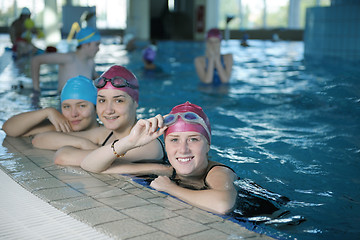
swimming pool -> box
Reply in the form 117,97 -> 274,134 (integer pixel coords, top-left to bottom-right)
0,34 -> 359,240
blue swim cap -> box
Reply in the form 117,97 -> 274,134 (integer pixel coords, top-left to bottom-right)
142,46 -> 157,62
76,27 -> 101,46
61,75 -> 97,105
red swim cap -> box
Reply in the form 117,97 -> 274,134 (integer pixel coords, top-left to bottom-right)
206,28 -> 222,40
98,65 -> 139,103
165,102 -> 211,144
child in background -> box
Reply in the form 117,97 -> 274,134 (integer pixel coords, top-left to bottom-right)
31,27 -> 101,92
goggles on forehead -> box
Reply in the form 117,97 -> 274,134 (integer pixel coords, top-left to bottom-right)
164,112 -> 211,140
94,76 -> 138,89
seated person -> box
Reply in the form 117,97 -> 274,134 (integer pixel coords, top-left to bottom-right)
194,28 -> 233,86
2,75 -> 98,137
32,65 -> 166,167
31,27 -> 101,92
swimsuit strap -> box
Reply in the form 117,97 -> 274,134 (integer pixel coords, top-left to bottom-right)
170,168 -> 177,180
102,131 -> 114,146
170,163 -> 236,190
156,138 -> 167,163
203,164 -> 236,188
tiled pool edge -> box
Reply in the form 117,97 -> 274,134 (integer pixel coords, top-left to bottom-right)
0,133 -> 275,240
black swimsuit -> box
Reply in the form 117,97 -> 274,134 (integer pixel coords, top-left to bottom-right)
169,164 -> 291,218
102,131 -> 114,146
170,164 -> 236,190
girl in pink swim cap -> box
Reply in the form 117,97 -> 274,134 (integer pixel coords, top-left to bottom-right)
194,28 -> 233,86
78,101 -> 238,215
152,101 -> 237,215
32,65 -> 166,168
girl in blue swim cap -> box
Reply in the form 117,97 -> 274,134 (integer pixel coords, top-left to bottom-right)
3,76 -> 99,137
60,75 -> 98,132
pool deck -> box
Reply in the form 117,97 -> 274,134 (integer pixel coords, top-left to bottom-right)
0,131 -> 275,240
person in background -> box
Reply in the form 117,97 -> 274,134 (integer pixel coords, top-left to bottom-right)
9,7 -> 43,58
142,41 -> 158,71
31,27 -> 100,92
123,33 -> 136,52
31,65 -> 166,167
194,28 -> 233,86
240,32 -> 250,47
2,75 -> 99,137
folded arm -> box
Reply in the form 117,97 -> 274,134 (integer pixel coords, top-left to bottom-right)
214,54 -> 233,83
32,128 -> 100,150
31,53 -> 73,91
194,56 -> 214,84
2,108 -> 71,137
81,115 -> 167,173
150,166 -> 238,215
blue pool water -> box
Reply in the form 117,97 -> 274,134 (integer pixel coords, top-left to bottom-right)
0,34 -> 359,240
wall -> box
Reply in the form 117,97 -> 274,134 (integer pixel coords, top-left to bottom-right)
230,29 -> 303,41
304,1 -> 360,64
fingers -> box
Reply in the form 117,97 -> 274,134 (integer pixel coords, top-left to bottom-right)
148,114 -> 167,132
155,114 -> 165,128
62,121 -> 72,132
55,121 -> 72,133
150,176 -> 172,191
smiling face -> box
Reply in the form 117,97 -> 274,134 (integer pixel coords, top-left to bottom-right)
96,89 -> 138,132
165,131 -> 210,178
61,99 -> 97,131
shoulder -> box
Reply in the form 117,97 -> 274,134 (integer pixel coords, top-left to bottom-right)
33,52 -> 73,63
88,126 -> 109,137
206,161 -> 237,181
75,126 -> 109,144
209,165 -> 236,175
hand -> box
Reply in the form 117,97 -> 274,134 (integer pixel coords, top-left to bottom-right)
206,45 -> 220,59
150,176 -> 175,192
127,114 -> 167,148
46,108 -> 72,132
206,47 -> 215,58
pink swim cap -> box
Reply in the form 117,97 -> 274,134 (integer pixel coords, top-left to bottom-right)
165,102 -> 211,144
97,65 -> 139,103
206,28 -> 222,40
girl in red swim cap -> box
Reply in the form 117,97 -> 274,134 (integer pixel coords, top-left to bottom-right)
194,28 -> 233,86
79,101 -> 238,215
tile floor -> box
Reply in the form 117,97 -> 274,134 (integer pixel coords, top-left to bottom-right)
0,132 -> 275,240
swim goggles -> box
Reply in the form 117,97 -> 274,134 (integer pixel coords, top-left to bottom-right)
164,112 -> 211,140
94,76 -> 139,89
